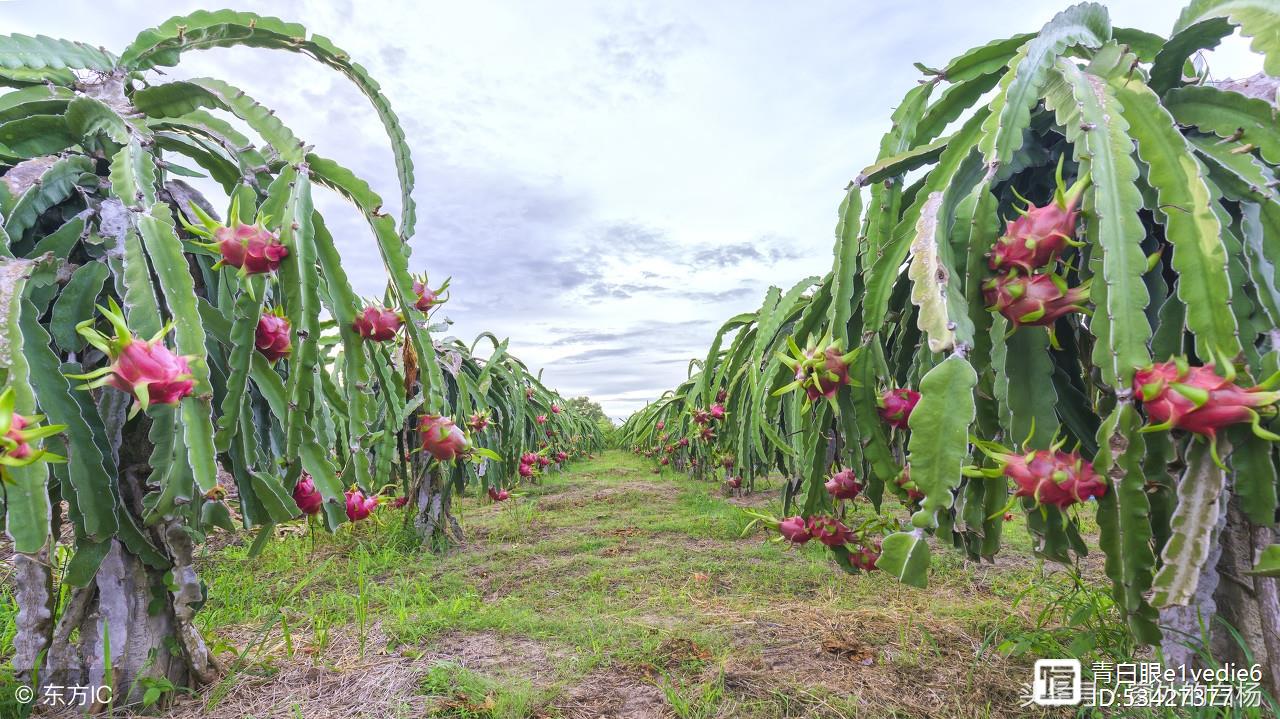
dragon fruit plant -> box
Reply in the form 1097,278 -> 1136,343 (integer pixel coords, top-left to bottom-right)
0,10 -> 460,704
621,1 -> 1280,690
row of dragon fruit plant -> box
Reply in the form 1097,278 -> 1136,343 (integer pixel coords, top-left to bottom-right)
0,10 -> 603,707
620,0 -> 1280,697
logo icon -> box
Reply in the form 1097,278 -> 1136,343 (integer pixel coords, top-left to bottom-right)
1032,659 -> 1082,706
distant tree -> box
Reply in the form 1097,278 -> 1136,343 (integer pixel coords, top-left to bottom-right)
566,396 -> 608,425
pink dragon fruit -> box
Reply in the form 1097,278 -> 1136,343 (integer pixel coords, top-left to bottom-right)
896,466 -> 924,502
726,476 -> 742,489
418,414 -> 471,461
518,463 -> 535,477
488,487 -> 510,502
412,276 -> 449,312
824,468 -> 862,500
520,452 -> 539,466
699,427 -> 715,442
850,541 -> 880,572
1133,358 -> 1280,444
997,449 -> 1107,509
715,389 -> 728,403
344,489 -> 378,521
550,403 -> 561,414
656,420 -> 665,431
215,223 -> 288,275
878,388 -> 920,430
660,457 -> 670,466
390,496 -> 410,509
352,306 -> 402,342
983,272 -> 1089,328
293,473 -> 323,515
555,450 -> 568,463
468,412 -> 490,432
709,403 -> 726,421
677,437 -> 690,448
692,408 -> 711,426
255,311 -> 292,363
988,165 -> 1089,274
537,456 -> 551,468
778,516 -> 812,544
536,414 -> 548,425
0,393 -> 66,473
778,332 -> 856,404
807,515 -> 854,547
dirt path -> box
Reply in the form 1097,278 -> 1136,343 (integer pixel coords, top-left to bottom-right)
160,451 -> 1058,719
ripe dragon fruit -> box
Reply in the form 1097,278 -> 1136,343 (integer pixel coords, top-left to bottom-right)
778,332 -> 856,404
824,468 -> 862,500
536,414 -> 548,425
390,496 -> 410,509
778,516 -> 812,544
537,455 -> 551,468
896,466 -> 924,502
1133,358 -> 1280,447
715,389 -> 728,403
293,473 -> 323,515
182,197 -> 288,276
877,388 -> 920,430
987,166 -> 1089,274
412,276 -> 449,312
518,463 -> 535,477
709,403 -> 726,421
677,437 -> 689,448
726,476 -> 742,489
345,489 -> 378,521
521,452 -> 539,466
418,414 -> 471,461
352,306 -> 402,342
468,412 -> 490,432
255,311 -> 292,363
806,515 -> 853,547
555,451 -> 568,463
850,541 -> 880,572
0,389 -> 67,475
692,408 -> 712,426
70,302 -> 197,412
488,487 -> 510,502
550,403 -> 561,414
986,447 -> 1107,509
982,272 -> 1089,329
656,420 -> 665,431
660,457 -> 670,466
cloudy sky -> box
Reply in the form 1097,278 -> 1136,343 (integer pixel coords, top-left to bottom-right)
6,1 -> 1262,419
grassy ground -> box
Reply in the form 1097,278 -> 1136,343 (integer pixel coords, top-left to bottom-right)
139,449 -> 1119,719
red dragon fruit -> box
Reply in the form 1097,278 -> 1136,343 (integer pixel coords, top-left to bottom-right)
850,541 -> 881,572
68,300 -> 198,410
677,437 -> 690,448
215,223 -> 288,275
807,515 -> 853,547
255,311 -> 292,363
709,403 -> 726,421
536,414 -> 548,425
352,306 -> 402,342
988,168 -> 1088,273
521,452 -> 539,466
412,276 -> 449,312
537,455 -> 551,468
715,389 -> 728,403
778,332 -> 856,404
418,414 -> 471,461
878,388 -> 920,430
293,473 -> 323,515
692,408 -> 712,426
550,403 -> 561,414
778,516 -> 812,544
519,463 -> 535,477
726,476 -> 742,489
390,496 -> 410,509
488,487 -> 510,502
555,451 -> 568,463
1133,358 -> 1280,446
983,272 -> 1089,328
660,457 -> 670,466
824,468 -> 862,500
344,489 -> 378,521
468,412 -> 490,432
656,420 -> 665,431
0,391 -> 66,474
897,466 -> 924,502
991,448 -> 1107,509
